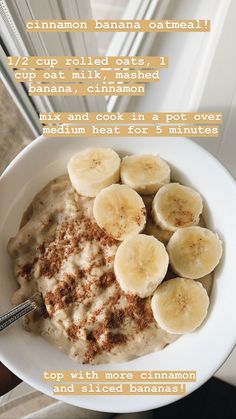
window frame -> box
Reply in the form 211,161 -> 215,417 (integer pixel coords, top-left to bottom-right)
0,44 -> 41,136
106,0 -> 171,111
0,0 -> 106,132
0,0 -> 167,126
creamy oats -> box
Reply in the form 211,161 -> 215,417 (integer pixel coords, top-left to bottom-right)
8,175 -> 212,364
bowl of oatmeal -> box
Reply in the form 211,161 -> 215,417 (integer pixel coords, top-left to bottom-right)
0,135 -> 236,413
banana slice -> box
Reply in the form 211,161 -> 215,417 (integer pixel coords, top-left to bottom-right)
167,226 -> 222,279
93,184 -> 146,240
67,147 -> 120,197
152,183 -> 203,231
114,234 -> 169,297
151,277 -> 209,334
121,154 -> 170,195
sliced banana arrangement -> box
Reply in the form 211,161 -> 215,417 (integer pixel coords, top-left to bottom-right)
114,234 -> 169,297
67,147 -> 223,337
167,226 -> 222,279
67,147 -> 120,197
152,183 -> 203,231
121,154 -> 170,195
151,277 -> 209,334
93,184 -> 146,240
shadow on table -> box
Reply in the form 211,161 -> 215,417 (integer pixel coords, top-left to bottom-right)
150,377 -> 236,419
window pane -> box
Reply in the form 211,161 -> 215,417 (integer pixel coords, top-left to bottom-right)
90,0 -> 129,54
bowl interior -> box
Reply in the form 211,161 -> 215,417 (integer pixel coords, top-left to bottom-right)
1,136 -> 236,413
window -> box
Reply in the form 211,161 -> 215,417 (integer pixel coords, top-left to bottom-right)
0,0 -> 107,126
0,0 -> 233,143
0,0 -> 162,122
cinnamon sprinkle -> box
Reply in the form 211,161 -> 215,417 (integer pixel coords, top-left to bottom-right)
84,324 -> 127,363
38,216 -> 117,279
19,257 -> 38,281
44,274 -> 78,313
99,271 -> 116,288
67,323 -> 79,341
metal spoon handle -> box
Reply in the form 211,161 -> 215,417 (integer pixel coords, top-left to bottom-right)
0,294 -> 42,331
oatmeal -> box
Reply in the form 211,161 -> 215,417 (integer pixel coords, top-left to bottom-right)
8,175 -> 179,364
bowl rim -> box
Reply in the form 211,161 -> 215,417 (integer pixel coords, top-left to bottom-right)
1,135 -> 236,413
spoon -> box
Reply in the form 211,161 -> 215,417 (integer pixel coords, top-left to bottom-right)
0,293 -> 43,331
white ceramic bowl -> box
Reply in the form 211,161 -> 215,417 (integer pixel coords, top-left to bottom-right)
1,136 -> 236,413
